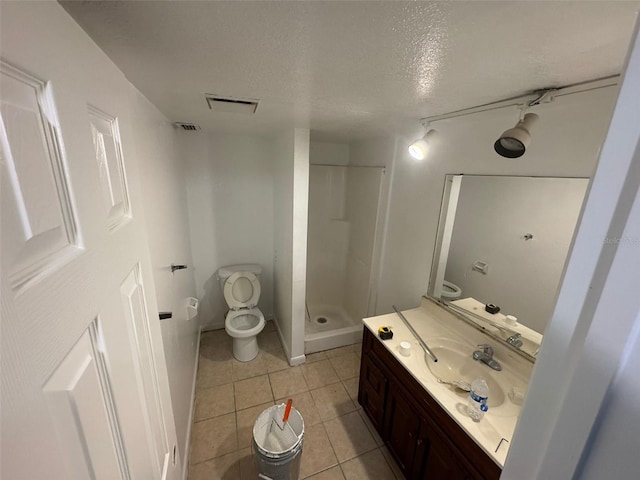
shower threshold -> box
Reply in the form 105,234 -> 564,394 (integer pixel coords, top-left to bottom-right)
304,325 -> 362,354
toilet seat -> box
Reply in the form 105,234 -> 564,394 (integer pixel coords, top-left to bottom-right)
224,272 -> 261,310
441,280 -> 462,300
225,308 -> 265,338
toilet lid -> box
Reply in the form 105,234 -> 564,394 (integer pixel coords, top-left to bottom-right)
224,271 -> 261,309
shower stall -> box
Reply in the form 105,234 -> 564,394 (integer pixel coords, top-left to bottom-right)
305,164 -> 385,354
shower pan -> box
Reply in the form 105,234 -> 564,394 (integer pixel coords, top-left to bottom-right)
304,164 -> 385,354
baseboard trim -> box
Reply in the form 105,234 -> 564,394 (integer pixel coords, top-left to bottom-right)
289,354 -> 306,366
272,316 -> 306,366
201,321 -> 224,332
182,325 -> 202,480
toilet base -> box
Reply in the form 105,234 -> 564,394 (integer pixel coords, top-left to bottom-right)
232,336 -> 259,362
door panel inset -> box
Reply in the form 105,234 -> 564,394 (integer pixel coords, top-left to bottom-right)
120,266 -> 170,478
43,324 -> 128,479
88,105 -> 131,230
0,62 -> 79,291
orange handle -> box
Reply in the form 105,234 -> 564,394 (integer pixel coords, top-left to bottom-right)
283,399 -> 293,423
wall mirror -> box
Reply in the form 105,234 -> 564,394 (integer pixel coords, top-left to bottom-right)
427,175 -> 589,359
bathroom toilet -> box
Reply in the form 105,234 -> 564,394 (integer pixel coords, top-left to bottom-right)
217,264 -> 266,362
441,280 -> 462,300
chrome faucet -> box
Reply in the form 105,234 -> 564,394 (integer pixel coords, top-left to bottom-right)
506,333 -> 523,349
473,344 -> 502,371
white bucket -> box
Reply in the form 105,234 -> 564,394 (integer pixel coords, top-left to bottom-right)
252,404 -> 304,480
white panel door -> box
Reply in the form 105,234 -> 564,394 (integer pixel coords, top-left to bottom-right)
1,3 -> 180,479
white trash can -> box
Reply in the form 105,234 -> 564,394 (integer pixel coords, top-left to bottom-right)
252,403 -> 304,480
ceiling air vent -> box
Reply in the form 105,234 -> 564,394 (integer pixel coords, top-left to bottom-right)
205,94 -> 259,114
175,122 -> 201,131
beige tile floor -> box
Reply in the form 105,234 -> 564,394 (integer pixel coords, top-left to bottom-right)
188,322 -> 404,480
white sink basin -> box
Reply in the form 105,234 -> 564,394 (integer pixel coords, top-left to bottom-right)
425,339 -> 506,407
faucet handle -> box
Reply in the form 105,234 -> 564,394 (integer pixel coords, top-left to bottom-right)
477,344 -> 494,356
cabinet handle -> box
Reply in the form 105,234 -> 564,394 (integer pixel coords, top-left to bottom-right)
417,439 -> 423,446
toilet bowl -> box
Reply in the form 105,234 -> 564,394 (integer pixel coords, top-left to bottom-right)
225,308 -> 265,362
441,280 -> 462,300
217,265 -> 266,362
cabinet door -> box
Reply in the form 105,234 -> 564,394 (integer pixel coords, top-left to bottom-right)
415,422 -> 472,480
383,385 -> 421,477
358,354 -> 388,431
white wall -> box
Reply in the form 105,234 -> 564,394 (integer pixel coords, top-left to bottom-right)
291,129 -> 310,360
273,129 -> 309,364
445,176 -> 588,333
182,133 -> 274,329
307,141 -> 351,312
306,166 -> 349,307
356,85 -> 619,315
273,131 -> 294,356
310,141 -> 349,165
576,314 -> 640,479
344,167 -> 385,322
349,137 -> 396,315
306,164 -> 383,323
130,89 -> 198,472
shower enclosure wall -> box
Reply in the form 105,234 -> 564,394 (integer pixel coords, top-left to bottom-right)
305,164 -> 384,353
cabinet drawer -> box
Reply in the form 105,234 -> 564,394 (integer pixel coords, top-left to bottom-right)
361,351 -> 386,397
358,355 -> 387,430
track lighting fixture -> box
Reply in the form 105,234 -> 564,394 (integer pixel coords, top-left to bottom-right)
408,129 -> 436,160
410,81 -> 611,161
494,113 -> 539,158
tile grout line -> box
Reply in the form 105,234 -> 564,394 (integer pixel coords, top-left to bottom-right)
301,463 -> 343,480
322,411 -> 379,465
232,381 -> 240,455
313,422 -> 340,477
379,447 -> 404,480
231,381 -> 237,412
357,409 -> 380,437
338,462 -> 348,479
267,371 -> 276,405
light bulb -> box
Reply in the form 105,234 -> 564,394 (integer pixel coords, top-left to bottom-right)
408,141 -> 428,160
408,130 -> 435,160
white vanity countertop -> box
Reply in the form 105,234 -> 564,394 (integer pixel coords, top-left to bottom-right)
362,298 -> 533,468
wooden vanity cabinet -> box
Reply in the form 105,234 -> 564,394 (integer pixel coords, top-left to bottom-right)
359,348 -> 387,431
358,328 -> 501,480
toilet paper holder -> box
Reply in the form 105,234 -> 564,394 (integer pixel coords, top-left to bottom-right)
187,297 -> 199,321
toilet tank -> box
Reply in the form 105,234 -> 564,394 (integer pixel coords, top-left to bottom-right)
216,264 -> 262,291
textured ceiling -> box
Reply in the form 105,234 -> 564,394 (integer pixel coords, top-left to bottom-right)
61,1 -> 639,142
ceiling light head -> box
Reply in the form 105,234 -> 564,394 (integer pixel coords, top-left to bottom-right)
408,129 -> 436,160
494,113 -> 539,158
